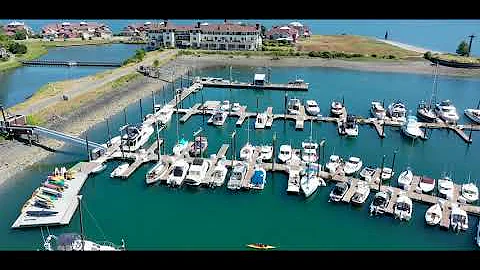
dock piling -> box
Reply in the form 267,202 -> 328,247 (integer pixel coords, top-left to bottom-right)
106,118 -> 112,147
85,133 -> 90,162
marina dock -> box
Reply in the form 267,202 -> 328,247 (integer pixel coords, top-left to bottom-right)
197,79 -> 309,91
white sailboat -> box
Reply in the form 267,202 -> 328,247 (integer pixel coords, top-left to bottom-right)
417,63 -> 438,123
460,182 -> 479,204
326,155 -> 343,174
394,194 -> 413,221
110,163 -> 129,178
305,100 -> 320,116
464,108 -> 480,124
166,159 -> 190,187
438,177 -> 454,200
387,101 -> 407,123
255,113 -> 268,129
301,120 -> 318,163
401,115 -> 425,140
278,145 -> 292,163
343,157 -> 362,175
397,168 -> 413,190
419,176 -> 435,193
370,101 -> 386,120
435,100 -> 460,124
351,180 -> 370,205
240,117 -> 255,161
425,203 -> 442,226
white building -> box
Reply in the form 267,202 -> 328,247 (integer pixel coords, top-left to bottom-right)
147,21 -> 262,51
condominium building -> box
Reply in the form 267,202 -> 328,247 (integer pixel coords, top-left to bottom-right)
147,21 -> 262,51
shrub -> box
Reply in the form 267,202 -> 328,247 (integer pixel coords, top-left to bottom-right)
8,42 -> 27,54
351,53 -> 364,57
320,51 -> 331,58
14,30 -> 27,40
424,51 -> 432,59
388,55 -> 396,59
371,54 -> 377,58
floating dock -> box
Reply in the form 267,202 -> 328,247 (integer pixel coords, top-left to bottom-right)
198,80 -> 309,91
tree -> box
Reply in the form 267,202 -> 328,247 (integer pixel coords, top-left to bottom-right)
424,51 -> 432,59
456,40 -> 470,56
153,59 -> 159,67
14,30 -> 27,40
261,25 -> 266,37
8,42 -> 27,54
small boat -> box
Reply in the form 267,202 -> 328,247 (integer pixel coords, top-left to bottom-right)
185,158 -> 210,186
425,203 -> 442,226
329,182 -> 349,202
278,145 -> 292,163
246,243 -> 276,250
464,108 -> 480,124
189,136 -> 208,157
259,145 -> 273,161
287,169 -> 301,194
240,142 -> 256,161
387,101 -> 407,123
33,200 -> 54,209
26,210 -> 59,217
419,176 -> 435,193
121,124 -> 154,152
343,157 -> 362,176
208,110 -> 228,126
300,170 -> 320,198
450,204 -> 468,232
166,159 -> 190,187
351,181 -> 371,205
394,194 -> 413,221
43,182 -> 64,192
40,187 -> 63,198
231,103 -> 242,112
438,177 -> 454,200
110,163 -> 129,178
220,100 -> 231,111
338,115 -> 358,137
301,142 -> 318,163
401,115 -> 425,140
360,167 -> 376,182
370,189 -> 392,216
145,161 -> 167,185
417,101 -> 437,122
227,162 -> 248,190
91,162 -> 107,174
397,169 -> 413,190
250,166 -> 267,190
326,155 -> 343,174
460,183 -> 479,204
330,101 -> 344,117
255,113 -> 268,129
305,100 -> 320,116
211,161 -> 228,187
172,138 -> 189,156
287,98 -> 301,115
370,101 -> 386,120
435,100 -> 460,124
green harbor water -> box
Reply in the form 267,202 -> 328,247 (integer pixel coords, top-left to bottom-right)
1,65 -> 480,250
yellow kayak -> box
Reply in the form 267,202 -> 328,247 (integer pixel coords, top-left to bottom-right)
247,243 -> 276,250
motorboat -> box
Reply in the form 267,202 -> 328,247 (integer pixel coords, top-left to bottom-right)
419,176 -> 435,193
26,209 -> 59,217
464,108 -> 480,124
369,189 -> 392,216
290,149 -> 302,163
250,166 -> 267,190
338,115 -> 358,137
438,177 -> 454,200
360,167 -> 376,182
305,100 -> 320,116
91,162 -> 107,174
329,182 -> 349,202
227,162 -> 247,190
397,168 -> 413,190
330,101 -> 344,117
184,158 -> 210,186
220,100 -> 231,111
380,167 -> 394,181
326,155 -> 343,174
246,243 -> 276,250
370,101 -> 386,120
394,194 -> 413,221
166,159 -> 190,187
255,113 -> 268,129
121,124 -> 154,152
300,170 -> 320,198
460,183 -> 479,204
231,103 -> 242,112
40,187 -> 63,198
425,203 -> 442,226
110,163 -> 129,178
240,142 -> 256,161
145,161 -> 167,185
211,161 -> 228,187
157,104 -> 174,124
172,138 -> 190,156
343,157 -> 363,175
450,204 -> 468,232
287,98 -> 301,115
278,145 -> 292,163
259,145 -> 273,161
417,101 -> 437,122
189,136 -> 208,157
208,110 -> 228,126
387,101 -> 407,123
351,180 -> 371,205
401,115 -> 425,140
301,142 -> 318,163
435,100 -> 460,124
287,169 -> 301,194
44,233 -> 125,251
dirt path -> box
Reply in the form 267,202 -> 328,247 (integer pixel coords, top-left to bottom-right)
375,39 -> 444,55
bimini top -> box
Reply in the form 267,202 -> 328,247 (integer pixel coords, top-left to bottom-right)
251,170 -> 265,185
254,73 -> 266,81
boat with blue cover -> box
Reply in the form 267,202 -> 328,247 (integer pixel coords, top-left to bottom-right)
250,166 -> 266,190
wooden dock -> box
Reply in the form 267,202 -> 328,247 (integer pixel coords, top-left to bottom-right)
199,80 -> 309,91
341,178 -> 359,203
235,106 -> 249,126
295,105 -> 307,130
180,103 -> 201,123
201,144 -> 230,186
240,147 -> 261,189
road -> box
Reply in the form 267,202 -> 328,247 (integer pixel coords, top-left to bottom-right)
375,39 -> 443,55
12,49 -> 178,116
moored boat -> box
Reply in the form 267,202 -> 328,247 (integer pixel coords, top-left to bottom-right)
166,159 -> 190,187
370,101 -> 386,120
387,101 -> 407,123
330,101 -> 344,117
397,168 -> 413,190
460,183 -> 479,204
394,194 -> 413,221
464,108 -> 480,124
450,204 -> 468,232
425,203 -> 442,226
246,243 -> 276,250
189,136 -> 208,157
110,163 -> 129,178
435,100 -> 460,124
305,100 -> 320,116
250,166 -> 267,190
351,180 -> 371,205
145,161 -> 167,185
172,138 -> 190,156
329,182 -> 349,202
419,176 -> 435,193
278,145 -> 292,163
287,98 -> 301,115
370,189 -> 392,216
343,156 -> 362,175
255,113 -> 268,129
360,167 -> 376,182
326,155 -> 342,174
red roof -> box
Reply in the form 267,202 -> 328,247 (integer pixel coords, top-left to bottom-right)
266,26 -> 298,37
149,22 -> 259,33
421,176 -> 435,184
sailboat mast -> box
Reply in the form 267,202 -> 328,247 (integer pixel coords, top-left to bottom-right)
78,196 -> 85,251
247,116 -> 250,144
431,63 -> 439,108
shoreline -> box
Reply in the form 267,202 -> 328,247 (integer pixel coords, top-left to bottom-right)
2,51 -> 480,185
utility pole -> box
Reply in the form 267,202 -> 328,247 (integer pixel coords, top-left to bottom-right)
468,34 -> 476,57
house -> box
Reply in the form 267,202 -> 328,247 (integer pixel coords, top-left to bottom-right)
265,25 -> 299,43
288,22 -> 312,38
121,22 -> 152,40
147,20 -> 262,51
41,22 -> 113,39
2,21 -> 33,39
0,47 -> 9,59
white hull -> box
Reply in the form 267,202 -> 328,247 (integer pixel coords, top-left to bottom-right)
240,144 -> 255,160
110,164 -> 129,178
172,142 -> 189,156
212,165 -> 228,187
145,162 -> 167,185
122,125 -> 154,152
464,109 -> 480,124
301,175 -> 319,198
343,160 -> 362,176
425,204 -> 442,226
397,170 -> 413,190
420,183 -> 435,193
